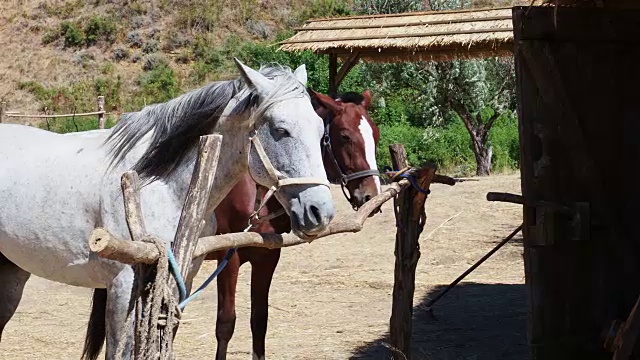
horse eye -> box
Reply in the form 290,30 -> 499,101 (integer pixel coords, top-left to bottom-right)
275,128 -> 290,137
341,134 -> 351,143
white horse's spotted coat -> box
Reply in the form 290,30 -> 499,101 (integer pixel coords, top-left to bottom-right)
358,115 -> 381,192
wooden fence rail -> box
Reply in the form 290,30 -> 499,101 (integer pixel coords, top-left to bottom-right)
0,96 -> 107,129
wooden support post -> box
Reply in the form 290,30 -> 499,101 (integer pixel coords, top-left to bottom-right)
97,96 -> 105,129
0,101 -> 6,124
388,143 -> 437,360
328,53 -> 360,98
169,134 -> 222,298
328,53 -> 338,98
112,134 -> 222,359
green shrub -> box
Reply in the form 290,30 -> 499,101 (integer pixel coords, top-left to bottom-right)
136,64 -> 180,107
373,119 -> 519,177
84,16 -> 117,45
488,113 -> 520,172
38,114 -> 117,134
60,21 -> 84,47
19,76 -> 124,114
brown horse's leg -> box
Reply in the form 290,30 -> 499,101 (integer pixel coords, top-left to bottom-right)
248,248 -> 282,360
0,253 -> 30,342
215,249 -> 241,360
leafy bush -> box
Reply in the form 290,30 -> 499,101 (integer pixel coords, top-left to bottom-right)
136,64 -> 180,106
84,16 -> 117,45
60,21 -> 85,48
19,76 -> 123,114
374,119 -> 519,176
37,115 -> 117,134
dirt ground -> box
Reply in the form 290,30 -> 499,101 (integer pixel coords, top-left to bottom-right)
1,174 -> 526,360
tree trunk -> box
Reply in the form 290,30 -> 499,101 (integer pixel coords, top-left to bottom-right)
449,101 -> 496,177
473,142 -> 492,176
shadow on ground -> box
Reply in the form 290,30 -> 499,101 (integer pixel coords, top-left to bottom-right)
350,281 -> 528,360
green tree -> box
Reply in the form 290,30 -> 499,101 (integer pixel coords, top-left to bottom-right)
424,58 -> 516,175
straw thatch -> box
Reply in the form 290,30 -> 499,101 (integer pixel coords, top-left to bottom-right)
278,7 -> 518,62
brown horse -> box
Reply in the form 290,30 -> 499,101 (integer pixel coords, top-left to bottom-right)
208,88 -> 382,360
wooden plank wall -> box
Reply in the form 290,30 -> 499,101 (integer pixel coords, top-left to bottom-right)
513,6 -> 640,360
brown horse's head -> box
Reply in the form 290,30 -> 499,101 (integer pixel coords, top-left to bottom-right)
309,89 -> 381,210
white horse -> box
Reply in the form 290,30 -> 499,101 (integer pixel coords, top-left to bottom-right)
0,59 -> 335,359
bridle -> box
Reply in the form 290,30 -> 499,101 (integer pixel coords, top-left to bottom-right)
321,115 -> 380,210
246,129 -> 330,229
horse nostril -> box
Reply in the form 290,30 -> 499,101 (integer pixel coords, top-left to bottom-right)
309,205 -> 322,224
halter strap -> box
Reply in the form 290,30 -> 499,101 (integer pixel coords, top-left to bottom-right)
321,120 -> 380,210
250,133 -> 330,189
246,132 -> 330,228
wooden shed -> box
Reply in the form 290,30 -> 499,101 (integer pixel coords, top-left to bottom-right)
513,3 -> 640,359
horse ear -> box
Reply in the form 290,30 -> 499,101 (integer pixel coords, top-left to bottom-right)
311,89 -> 343,114
293,64 -> 308,85
233,58 -> 273,96
361,89 -> 372,109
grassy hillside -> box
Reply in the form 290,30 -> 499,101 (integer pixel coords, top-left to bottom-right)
1,0 -> 526,175
0,0 -> 332,123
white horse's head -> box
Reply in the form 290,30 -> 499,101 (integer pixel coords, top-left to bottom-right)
105,59 -> 335,238
232,59 -> 334,237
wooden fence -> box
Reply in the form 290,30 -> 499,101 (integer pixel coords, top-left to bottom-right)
87,138 -> 455,359
0,96 -> 107,129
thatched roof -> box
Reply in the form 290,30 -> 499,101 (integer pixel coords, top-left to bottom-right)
278,7 -> 516,62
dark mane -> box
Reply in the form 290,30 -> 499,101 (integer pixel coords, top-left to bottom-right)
337,91 -> 364,105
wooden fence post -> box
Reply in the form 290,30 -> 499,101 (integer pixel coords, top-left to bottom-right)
97,96 -> 105,129
388,143 -> 437,360
0,101 -> 6,124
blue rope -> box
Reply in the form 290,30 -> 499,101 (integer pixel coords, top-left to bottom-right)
166,246 -> 237,311
178,248 -> 236,311
397,173 -> 431,195
167,246 -> 187,302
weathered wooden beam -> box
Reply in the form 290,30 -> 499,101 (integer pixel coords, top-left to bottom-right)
388,143 -> 436,360
97,96 -> 105,129
169,134 -> 222,292
6,110 -> 106,118
89,176 -> 414,265
328,53 -> 338,97
121,171 -> 147,242
334,53 -> 360,90
0,101 -> 5,123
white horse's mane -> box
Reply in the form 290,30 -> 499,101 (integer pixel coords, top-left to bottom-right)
104,63 -> 309,183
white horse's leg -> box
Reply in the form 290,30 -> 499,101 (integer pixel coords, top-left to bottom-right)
0,253 -> 31,342
105,267 -> 135,360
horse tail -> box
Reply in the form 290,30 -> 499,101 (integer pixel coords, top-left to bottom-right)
81,288 -> 107,360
